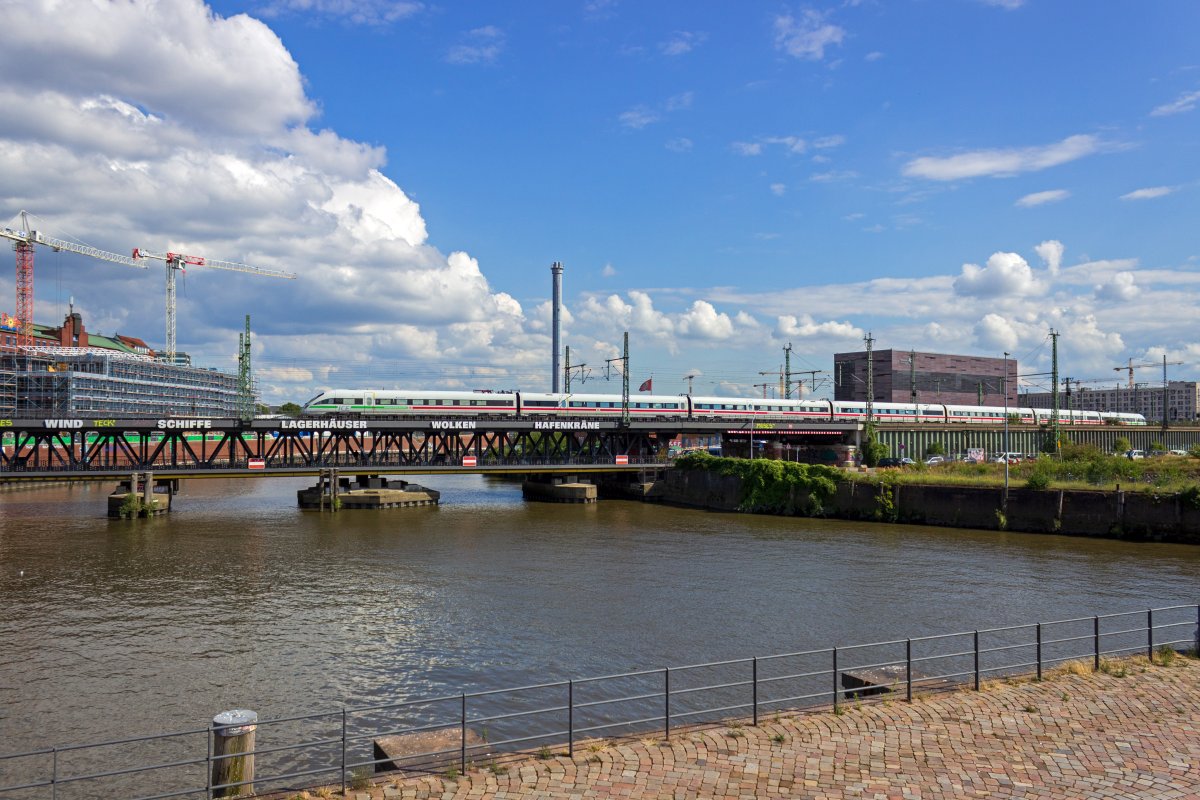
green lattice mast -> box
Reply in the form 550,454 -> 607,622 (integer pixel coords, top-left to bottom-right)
237,315 -> 253,420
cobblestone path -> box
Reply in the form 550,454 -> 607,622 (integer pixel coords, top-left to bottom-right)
321,656 -> 1199,799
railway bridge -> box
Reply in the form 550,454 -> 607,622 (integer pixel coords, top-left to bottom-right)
3,415 -> 1197,483
0,415 -> 857,481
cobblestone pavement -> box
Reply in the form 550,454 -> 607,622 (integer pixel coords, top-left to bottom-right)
319,656 -> 1199,800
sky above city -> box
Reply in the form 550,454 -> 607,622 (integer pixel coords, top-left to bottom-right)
1,0 -> 1197,403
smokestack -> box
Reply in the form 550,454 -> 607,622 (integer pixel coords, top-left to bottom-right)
551,261 -> 564,392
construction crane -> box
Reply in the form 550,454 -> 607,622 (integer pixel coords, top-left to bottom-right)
2,211 -> 145,350
1113,358 -> 1182,389
132,247 -> 295,361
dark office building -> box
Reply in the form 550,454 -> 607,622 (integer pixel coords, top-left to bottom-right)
834,349 -> 1017,407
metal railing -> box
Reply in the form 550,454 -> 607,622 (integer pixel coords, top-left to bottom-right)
2,604 -> 1196,799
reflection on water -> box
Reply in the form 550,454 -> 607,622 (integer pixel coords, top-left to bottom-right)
1,474 -> 1196,752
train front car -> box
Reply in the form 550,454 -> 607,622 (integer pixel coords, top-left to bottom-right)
301,389 -> 362,415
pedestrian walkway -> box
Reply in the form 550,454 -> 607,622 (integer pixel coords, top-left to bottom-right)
319,655 -> 1200,799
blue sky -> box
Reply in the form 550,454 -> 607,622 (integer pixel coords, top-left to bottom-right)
2,0 -> 1198,402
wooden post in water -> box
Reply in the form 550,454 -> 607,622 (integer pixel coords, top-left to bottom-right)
211,709 -> 257,798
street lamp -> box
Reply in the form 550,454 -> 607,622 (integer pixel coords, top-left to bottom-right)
1003,351 -> 1010,508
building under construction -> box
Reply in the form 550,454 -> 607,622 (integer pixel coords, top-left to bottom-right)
1,310 -> 245,417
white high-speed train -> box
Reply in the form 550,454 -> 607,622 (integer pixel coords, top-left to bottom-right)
301,389 -> 1147,426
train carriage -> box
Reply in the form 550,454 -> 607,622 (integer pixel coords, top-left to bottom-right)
299,389 -> 1146,426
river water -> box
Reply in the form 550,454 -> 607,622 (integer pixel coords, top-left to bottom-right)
1,475 -> 1197,763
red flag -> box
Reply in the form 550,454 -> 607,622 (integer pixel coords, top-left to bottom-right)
638,378 -> 652,392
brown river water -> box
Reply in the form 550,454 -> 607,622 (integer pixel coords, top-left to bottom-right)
0,474 -> 1196,793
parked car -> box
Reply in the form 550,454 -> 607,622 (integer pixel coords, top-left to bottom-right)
1125,450 -> 1145,460
1169,449 -> 1189,456
924,455 -> 946,465
877,457 -> 915,468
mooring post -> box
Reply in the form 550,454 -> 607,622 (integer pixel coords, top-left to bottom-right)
1147,608 -> 1154,660
973,630 -> 980,691
1036,624 -> 1043,681
905,638 -> 912,702
1194,604 -> 1199,656
832,647 -> 839,711
752,657 -> 758,726
143,470 -> 154,509
210,709 -> 257,798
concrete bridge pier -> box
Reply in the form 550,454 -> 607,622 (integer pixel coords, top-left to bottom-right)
107,471 -> 175,518
594,469 -> 666,501
297,471 -> 441,510
522,474 -> 598,503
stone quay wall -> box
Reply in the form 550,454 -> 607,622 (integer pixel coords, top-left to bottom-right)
661,469 -> 1200,543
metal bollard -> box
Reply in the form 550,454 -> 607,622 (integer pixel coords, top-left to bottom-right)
211,710 -> 257,799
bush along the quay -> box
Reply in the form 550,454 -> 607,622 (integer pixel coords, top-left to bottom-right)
674,452 -> 840,515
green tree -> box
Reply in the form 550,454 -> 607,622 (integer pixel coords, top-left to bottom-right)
280,402 -> 303,417
1112,436 -> 1131,454
860,422 -> 888,467
924,441 -> 946,457
1149,440 -> 1165,452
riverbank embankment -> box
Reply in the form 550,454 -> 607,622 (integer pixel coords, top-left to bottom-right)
661,457 -> 1200,543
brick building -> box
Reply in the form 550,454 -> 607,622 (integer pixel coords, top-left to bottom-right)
834,349 -> 1018,407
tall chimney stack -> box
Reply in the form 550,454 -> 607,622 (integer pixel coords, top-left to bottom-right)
551,261 -> 564,392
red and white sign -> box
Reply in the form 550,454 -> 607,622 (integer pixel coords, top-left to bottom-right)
462,455 -> 477,467
247,458 -> 265,470
615,454 -> 629,465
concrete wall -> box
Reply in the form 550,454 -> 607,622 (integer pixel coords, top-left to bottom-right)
660,469 -> 1200,543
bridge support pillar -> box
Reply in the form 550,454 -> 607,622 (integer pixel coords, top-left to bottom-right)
522,474 -> 597,503
298,473 -> 440,510
108,471 -> 173,518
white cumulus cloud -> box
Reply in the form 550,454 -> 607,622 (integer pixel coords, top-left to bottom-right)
0,0 -> 542,401
775,314 -> 862,340
974,313 -> 1019,352
677,301 -> 735,340
1095,271 -> 1140,302
1035,240 -> 1065,276
954,252 -> 1041,297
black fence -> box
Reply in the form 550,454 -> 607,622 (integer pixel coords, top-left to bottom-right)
2,604 -> 1196,800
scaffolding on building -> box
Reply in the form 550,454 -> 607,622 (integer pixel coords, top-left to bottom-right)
0,347 -> 248,418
